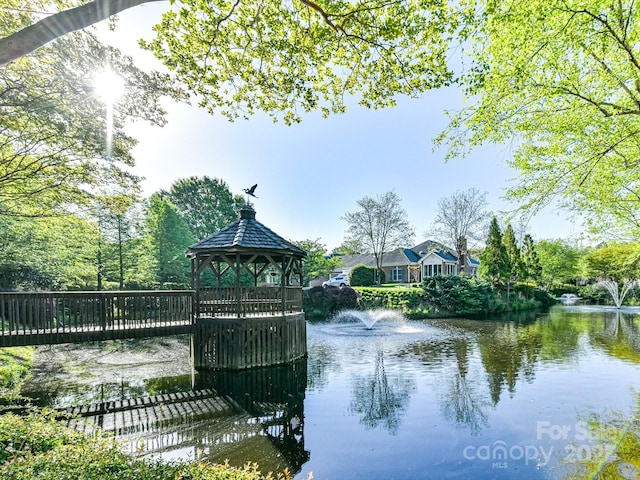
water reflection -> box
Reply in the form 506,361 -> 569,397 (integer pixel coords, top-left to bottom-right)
18,306 -> 640,479
348,349 -> 416,434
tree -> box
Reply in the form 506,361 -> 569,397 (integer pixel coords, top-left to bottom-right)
294,239 -> 341,287
144,194 -> 194,287
343,191 -> 414,285
478,217 -> 508,287
502,224 -> 522,302
1,0 -> 466,123
520,234 -> 542,285
438,0 -> 640,238
430,188 -> 491,271
0,5 -> 184,217
583,243 -> 640,283
162,176 -> 244,241
536,240 -> 582,291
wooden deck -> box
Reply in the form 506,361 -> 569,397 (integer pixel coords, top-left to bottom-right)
0,288 -> 304,348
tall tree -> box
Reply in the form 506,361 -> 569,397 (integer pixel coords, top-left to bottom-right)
343,191 -> 414,285
521,234 -> 542,285
162,177 -> 243,241
502,224 -> 522,302
430,188 -> 491,271
438,0 -> 640,238
0,2 -> 184,217
144,194 -> 194,287
1,0 -> 465,123
478,217 -> 508,287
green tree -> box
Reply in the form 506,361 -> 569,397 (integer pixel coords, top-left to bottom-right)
294,238 -> 341,287
521,234 -> 542,285
502,224 -> 523,302
478,217 -> 508,287
438,0 -> 640,238
536,240 -> 581,291
0,2 -> 183,218
1,0 -> 464,123
343,191 -> 414,285
144,195 -> 194,287
162,176 -> 243,241
583,243 -> 640,283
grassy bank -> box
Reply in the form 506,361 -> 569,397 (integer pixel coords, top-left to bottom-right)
0,409 -> 292,480
0,347 -> 33,404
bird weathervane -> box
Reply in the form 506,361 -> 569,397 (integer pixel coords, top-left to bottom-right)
243,183 -> 258,202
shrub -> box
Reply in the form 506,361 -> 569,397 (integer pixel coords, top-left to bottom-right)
349,264 -> 376,286
302,285 -> 359,318
421,275 -> 504,316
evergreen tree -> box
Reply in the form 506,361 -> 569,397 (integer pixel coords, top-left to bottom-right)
521,234 -> 542,285
478,217 -> 509,287
144,195 -> 195,288
502,224 -> 522,302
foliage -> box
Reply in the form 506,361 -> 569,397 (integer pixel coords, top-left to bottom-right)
0,1 -> 184,218
0,410 -> 290,480
0,214 -> 98,290
294,239 -> 340,287
162,176 -> 243,241
144,195 -> 194,287
333,240 -> 364,255
142,0 -> 466,124
502,224 -> 523,304
303,286 -> 358,318
536,240 -> 582,290
349,264 -> 378,287
582,243 -> 640,283
438,0 -> 640,239
566,395 -> 640,479
0,347 -> 33,403
421,275 -> 503,316
430,188 -> 490,252
520,234 -> 542,285
355,287 -> 426,314
478,217 -> 508,287
343,191 -> 414,285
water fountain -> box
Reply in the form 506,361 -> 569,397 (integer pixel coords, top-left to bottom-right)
330,309 -> 407,330
596,279 -> 640,308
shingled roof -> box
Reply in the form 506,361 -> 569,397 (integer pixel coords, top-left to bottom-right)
185,204 -> 306,258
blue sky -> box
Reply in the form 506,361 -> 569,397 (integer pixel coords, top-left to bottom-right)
99,3 -> 581,251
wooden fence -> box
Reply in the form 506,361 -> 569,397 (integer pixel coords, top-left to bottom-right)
197,287 -> 303,318
0,290 -> 194,346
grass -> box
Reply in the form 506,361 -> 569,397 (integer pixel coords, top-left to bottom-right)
0,409 -> 294,480
0,346 -> 33,403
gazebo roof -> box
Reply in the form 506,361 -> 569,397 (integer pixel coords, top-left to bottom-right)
185,204 -> 306,258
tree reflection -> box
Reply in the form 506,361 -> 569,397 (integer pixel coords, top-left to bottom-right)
591,311 -> 640,363
349,349 -> 416,434
438,339 -> 490,434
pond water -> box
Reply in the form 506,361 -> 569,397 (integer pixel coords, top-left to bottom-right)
21,305 -> 640,479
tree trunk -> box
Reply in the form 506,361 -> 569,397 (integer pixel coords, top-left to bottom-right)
0,0 -> 165,65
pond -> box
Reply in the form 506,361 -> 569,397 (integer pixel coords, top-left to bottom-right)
20,305 -> 640,479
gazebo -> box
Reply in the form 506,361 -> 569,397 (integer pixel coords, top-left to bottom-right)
185,203 -> 307,370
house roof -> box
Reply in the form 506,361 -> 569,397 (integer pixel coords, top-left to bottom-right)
185,204 -> 306,258
429,249 -> 458,263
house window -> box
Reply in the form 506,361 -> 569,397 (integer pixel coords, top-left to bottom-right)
446,264 -> 457,275
391,268 -> 404,282
424,264 -> 442,277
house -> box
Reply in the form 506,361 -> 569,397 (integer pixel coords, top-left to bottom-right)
334,239 -> 480,284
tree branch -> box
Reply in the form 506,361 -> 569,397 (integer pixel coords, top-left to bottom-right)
0,0 -> 165,65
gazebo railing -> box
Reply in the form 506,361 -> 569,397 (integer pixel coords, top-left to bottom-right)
198,287 -> 302,318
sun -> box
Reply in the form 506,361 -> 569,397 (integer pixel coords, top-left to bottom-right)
92,68 -> 124,104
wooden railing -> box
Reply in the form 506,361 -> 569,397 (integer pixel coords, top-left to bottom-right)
197,287 -> 303,318
0,290 -> 194,346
